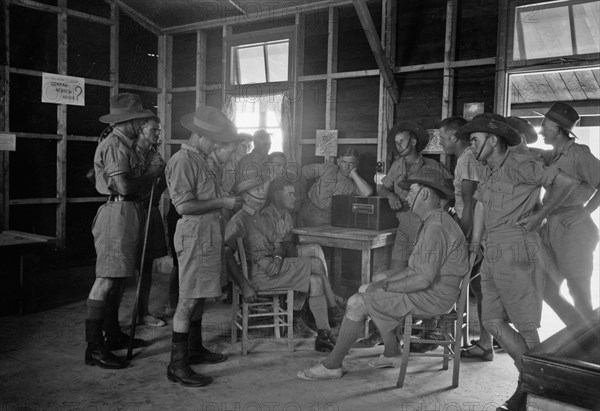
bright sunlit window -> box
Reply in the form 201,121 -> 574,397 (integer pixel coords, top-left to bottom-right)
512,0 -> 600,62
231,39 -> 290,85
232,94 -> 284,153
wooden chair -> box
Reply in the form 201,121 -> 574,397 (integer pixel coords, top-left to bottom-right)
396,253 -> 476,388
231,238 -> 295,355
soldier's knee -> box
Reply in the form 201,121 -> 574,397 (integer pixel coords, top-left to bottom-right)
309,274 -> 324,292
346,294 -> 367,321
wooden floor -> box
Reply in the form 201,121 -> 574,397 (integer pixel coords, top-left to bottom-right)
1,270 -> 529,411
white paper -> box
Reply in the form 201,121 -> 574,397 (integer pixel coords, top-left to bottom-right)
42,73 -> 85,106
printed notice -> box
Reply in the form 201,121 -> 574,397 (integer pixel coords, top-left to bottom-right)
0,134 -> 16,151
315,130 -> 338,157
42,73 -> 85,106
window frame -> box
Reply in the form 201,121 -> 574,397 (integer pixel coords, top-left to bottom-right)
507,0 -> 600,68
226,25 -> 295,88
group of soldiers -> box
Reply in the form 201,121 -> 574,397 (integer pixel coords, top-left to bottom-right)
85,92 -> 599,411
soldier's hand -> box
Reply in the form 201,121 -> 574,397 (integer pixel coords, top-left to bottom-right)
388,194 -> 403,210
561,212 -> 587,228
266,257 -> 283,277
222,195 -> 242,210
242,284 -> 257,303
516,212 -> 544,231
365,280 -> 386,293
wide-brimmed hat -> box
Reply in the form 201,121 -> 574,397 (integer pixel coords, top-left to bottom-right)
180,105 -> 238,143
506,116 -> 538,144
455,113 -> 521,146
234,168 -> 265,195
387,121 -> 430,154
544,102 -> 580,135
399,165 -> 455,200
99,93 -> 156,124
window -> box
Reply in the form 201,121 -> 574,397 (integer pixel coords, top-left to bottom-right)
230,94 -> 284,153
511,0 -> 599,63
231,39 -> 290,84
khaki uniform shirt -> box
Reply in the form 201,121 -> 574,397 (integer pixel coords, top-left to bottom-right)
94,128 -> 144,195
453,147 -> 480,219
165,144 -> 219,210
381,155 -> 452,201
474,150 -> 559,233
302,163 -> 361,212
541,139 -> 600,206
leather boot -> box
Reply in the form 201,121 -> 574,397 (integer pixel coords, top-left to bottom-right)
188,320 -> 227,365
85,319 -> 128,369
167,341 -> 213,387
315,329 -> 336,352
105,331 -> 146,351
496,377 -> 527,411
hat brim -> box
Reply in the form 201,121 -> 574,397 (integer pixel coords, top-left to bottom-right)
99,109 -> 156,124
401,178 -> 455,200
455,120 -> 521,146
235,178 -> 264,195
388,121 -> 430,153
180,112 -> 238,143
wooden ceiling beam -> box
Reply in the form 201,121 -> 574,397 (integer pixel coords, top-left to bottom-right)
115,0 -> 162,36
163,0 -> 365,34
352,0 -> 399,103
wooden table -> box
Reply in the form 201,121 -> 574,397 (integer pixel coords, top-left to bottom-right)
0,230 -> 55,314
292,225 -> 397,296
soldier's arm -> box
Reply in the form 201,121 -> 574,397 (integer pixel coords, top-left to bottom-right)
459,180 -> 478,238
224,245 -> 257,303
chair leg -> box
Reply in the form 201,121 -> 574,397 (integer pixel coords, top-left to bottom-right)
286,291 -> 294,352
397,314 -> 412,388
231,289 -> 239,344
242,302 -> 249,355
273,295 -> 281,339
452,317 -> 463,388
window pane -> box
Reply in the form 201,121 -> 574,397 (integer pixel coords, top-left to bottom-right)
573,2 -> 600,55
267,128 -> 283,153
266,41 -> 289,82
236,45 -> 266,84
516,5 -> 572,60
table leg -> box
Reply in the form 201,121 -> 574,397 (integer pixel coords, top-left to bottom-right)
361,249 -> 372,339
333,248 -> 342,294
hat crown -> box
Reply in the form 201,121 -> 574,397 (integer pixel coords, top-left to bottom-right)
109,93 -> 143,114
402,164 -> 455,199
235,167 -> 264,195
545,102 -> 579,132
181,105 -> 237,143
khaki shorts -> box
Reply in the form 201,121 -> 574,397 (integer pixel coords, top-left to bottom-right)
175,214 -> 222,299
92,201 -> 144,278
480,227 -> 546,329
541,211 -> 599,280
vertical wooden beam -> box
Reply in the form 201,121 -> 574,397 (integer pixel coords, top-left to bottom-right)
494,0 -> 509,115
440,0 -> 458,167
222,25 -> 230,107
110,0 -> 119,96
292,12 -> 305,166
325,7 -> 338,163
157,34 -> 172,215
441,0 -> 457,119
56,0 -> 67,248
377,0 -> 396,175
1,0 -> 9,230
196,30 -> 207,108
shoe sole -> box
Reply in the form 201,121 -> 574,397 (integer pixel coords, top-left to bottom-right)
167,374 -> 213,387
85,358 -> 128,369
297,370 -> 342,380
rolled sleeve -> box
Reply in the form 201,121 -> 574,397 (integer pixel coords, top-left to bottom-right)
381,161 -> 401,190
104,142 -> 131,177
167,157 -> 197,208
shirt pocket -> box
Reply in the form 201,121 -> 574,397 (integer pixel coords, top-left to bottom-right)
487,180 -> 514,209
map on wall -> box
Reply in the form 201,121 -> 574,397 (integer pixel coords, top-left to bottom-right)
315,130 -> 338,157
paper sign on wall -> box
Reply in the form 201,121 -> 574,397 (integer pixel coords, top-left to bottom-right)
315,130 -> 338,157
42,73 -> 85,106
0,134 -> 16,151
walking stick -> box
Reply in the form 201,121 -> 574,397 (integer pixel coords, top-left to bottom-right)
127,178 -> 158,361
